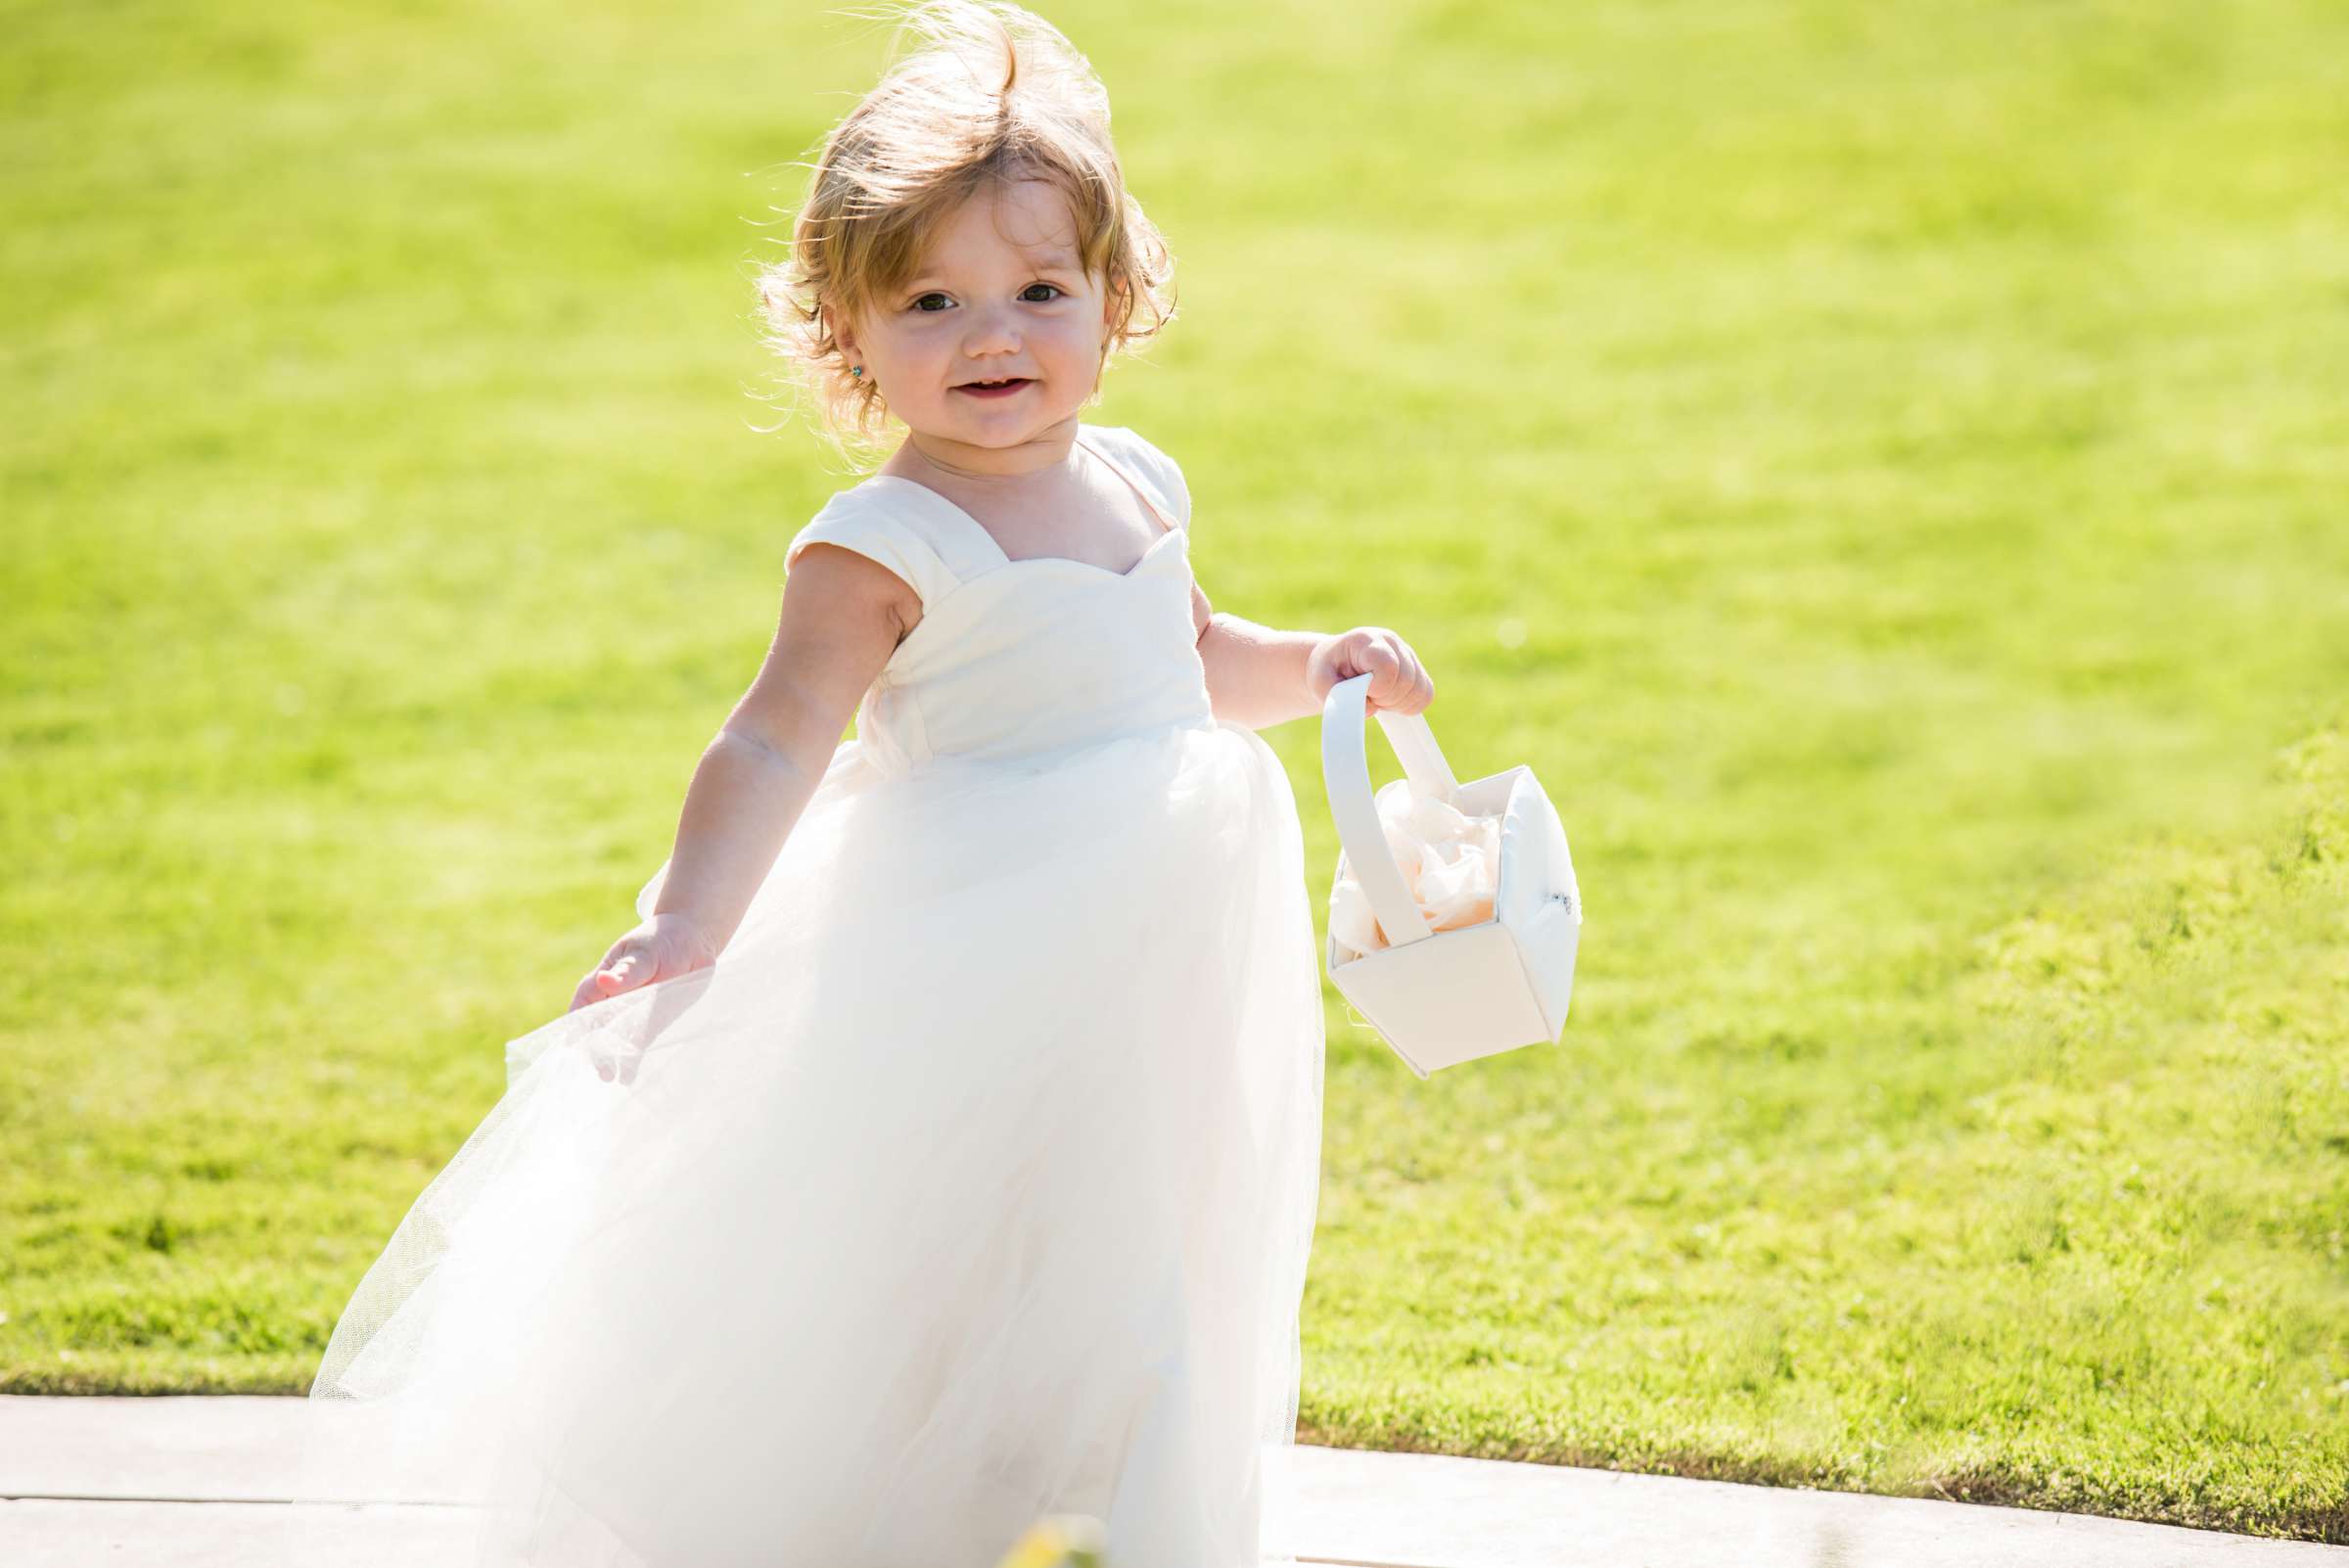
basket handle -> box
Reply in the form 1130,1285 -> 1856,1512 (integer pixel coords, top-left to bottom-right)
1319,671 -> 1462,951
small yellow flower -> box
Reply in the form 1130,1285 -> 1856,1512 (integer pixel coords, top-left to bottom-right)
994,1512 -> 1108,1568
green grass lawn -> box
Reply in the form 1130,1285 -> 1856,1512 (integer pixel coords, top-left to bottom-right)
6,0 -> 2346,1543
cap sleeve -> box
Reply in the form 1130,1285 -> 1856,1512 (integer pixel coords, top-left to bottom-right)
784,491 -> 962,610
1092,425 -> 1192,530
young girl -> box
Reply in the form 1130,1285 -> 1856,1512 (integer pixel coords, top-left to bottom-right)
285,4 -> 1433,1565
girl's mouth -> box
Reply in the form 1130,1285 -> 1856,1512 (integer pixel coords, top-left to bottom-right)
955,378 -> 1033,398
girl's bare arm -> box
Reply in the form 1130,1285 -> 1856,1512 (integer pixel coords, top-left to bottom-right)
643,544 -> 918,954
1191,582 -> 1435,727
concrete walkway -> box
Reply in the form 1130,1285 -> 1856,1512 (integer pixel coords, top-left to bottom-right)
1,1394 -> 2339,1567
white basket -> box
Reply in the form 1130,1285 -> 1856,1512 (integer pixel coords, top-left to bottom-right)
1320,671 -> 1582,1079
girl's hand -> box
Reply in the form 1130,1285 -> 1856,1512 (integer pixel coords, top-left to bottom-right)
1306,626 -> 1435,715
568,912 -> 721,1013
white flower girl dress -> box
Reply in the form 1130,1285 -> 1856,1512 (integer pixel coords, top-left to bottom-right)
279,424 -> 1328,1568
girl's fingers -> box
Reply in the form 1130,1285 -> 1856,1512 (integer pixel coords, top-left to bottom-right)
571,940 -> 642,1014
577,958 -> 638,1008
1366,659 -> 1433,715
571,928 -> 688,1015
603,947 -> 669,992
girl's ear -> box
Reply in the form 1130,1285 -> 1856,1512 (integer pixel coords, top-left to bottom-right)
823,301 -> 858,361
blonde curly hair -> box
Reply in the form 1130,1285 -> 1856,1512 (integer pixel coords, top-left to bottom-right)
754,0 -> 1178,472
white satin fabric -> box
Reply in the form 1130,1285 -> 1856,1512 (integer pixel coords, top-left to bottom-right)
279,426 -> 1327,1567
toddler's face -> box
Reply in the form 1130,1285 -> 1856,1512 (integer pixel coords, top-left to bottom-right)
835,178 -> 1117,452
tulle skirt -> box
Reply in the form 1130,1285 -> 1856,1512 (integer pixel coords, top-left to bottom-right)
276,714 -> 1327,1568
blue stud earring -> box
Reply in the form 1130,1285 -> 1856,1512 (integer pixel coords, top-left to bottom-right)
852,365 -> 863,378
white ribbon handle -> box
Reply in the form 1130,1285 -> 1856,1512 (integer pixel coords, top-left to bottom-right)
1319,671 -> 1462,951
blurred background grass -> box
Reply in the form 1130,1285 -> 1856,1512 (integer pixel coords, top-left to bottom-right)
5,0 -> 2346,1541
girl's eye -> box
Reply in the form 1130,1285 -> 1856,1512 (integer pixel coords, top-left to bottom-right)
909,283 -> 1066,312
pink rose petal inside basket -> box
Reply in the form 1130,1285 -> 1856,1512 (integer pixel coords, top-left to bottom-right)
1330,779 -> 1502,953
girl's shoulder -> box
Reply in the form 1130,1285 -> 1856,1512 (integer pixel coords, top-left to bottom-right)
1082,423 -> 1192,530
783,480 -> 970,608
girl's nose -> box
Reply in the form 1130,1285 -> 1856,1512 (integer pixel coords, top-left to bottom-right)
962,309 -> 1022,354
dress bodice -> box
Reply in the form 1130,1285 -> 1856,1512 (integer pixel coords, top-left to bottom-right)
782,424 -> 1214,778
